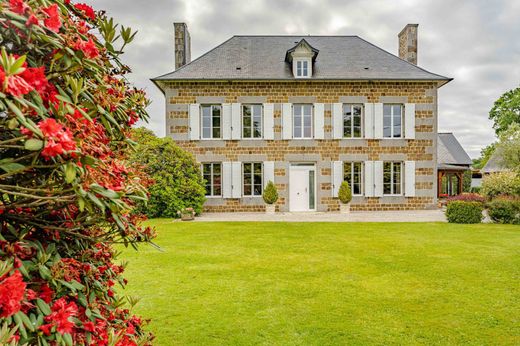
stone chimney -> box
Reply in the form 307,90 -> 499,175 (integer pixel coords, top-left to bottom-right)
174,22 -> 191,69
398,24 -> 418,65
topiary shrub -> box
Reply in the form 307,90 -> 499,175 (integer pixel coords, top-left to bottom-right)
131,128 -> 206,218
0,1 -> 154,344
481,172 -> 520,199
446,201 -> 484,224
338,181 -> 352,204
487,196 -> 520,224
263,181 -> 278,205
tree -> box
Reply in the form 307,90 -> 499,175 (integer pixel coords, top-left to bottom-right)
262,181 -> 278,205
0,1 -> 154,344
489,86 -> 520,135
472,143 -> 496,170
495,123 -> 520,172
130,128 -> 206,217
338,181 -> 352,204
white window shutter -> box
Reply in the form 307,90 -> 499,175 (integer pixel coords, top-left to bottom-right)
332,103 -> 343,139
374,161 -> 384,197
222,162 -> 232,198
282,103 -> 292,139
405,161 -> 416,197
222,103 -> 232,140
404,103 -> 416,139
263,161 -> 275,187
314,103 -> 325,139
332,161 -> 343,197
231,162 -> 242,198
364,103 -> 374,139
374,103 -> 383,139
364,161 -> 374,197
231,103 -> 241,139
263,103 -> 274,140
189,104 -> 200,140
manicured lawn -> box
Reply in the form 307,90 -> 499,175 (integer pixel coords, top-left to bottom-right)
119,221 -> 520,345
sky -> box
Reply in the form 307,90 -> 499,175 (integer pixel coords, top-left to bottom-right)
85,0 -> 520,158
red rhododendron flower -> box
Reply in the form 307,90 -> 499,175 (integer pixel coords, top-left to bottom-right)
74,3 -> 96,21
38,118 -> 77,158
42,4 -> 62,33
39,118 -> 63,137
8,0 -> 29,15
73,38 -> 99,59
0,271 -> 26,318
20,67 -> 49,93
26,14 -> 39,27
44,298 -> 78,334
39,283 -> 54,303
5,74 -> 34,97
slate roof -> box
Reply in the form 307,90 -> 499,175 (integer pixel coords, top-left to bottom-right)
481,149 -> 509,174
152,36 -> 451,83
437,133 -> 472,169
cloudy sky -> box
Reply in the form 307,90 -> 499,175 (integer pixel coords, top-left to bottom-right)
85,0 -> 520,158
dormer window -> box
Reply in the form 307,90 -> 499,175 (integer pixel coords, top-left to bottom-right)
285,39 -> 319,79
295,59 -> 311,78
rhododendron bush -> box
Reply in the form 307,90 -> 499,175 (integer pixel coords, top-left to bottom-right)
0,0 -> 156,344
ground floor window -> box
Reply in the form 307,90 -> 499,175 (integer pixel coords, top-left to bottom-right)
343,162 -> 363,195
243,162 -> 263,196
440,172 -> 462,197
383,162 -> 402,195
202,163 -> 222,196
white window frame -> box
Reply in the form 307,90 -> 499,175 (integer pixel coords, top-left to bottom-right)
383,161 -> 403,196
241,104 -> 263,139
343,104 -> 364,138
293,104 -> 313,139
242,162 -> 263,197
294,58 -> 311,78
201,104 -> 222,139
201,163 -> 222,197
383,104 -> 403,138
343,162 -> 364,196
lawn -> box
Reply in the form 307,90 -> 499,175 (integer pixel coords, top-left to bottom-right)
119,221 -> 520,345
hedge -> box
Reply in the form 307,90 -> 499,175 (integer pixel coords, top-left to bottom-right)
445,201 -> 483,224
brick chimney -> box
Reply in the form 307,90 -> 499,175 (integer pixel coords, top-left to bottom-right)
174,22 -> 191,70
398,24 -> 418,65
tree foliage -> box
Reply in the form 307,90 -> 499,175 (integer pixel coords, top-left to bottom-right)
481,171 -> 520,199
130,128 -> 206,218
0,1 -> 155,344
489,86 -> 520,135
495,123 -> 520,172
472,143 -> 496,170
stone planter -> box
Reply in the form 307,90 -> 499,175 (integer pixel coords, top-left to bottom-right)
265,204 -> 276,214
339,203 -> 350,214
180,213 -> 195,221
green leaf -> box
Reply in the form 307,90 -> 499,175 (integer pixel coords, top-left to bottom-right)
24,138 -> 43,151
0,162 -> 25,173
36,299 -> 51,315
65,162 -> 76,183
63,333 -> 73,346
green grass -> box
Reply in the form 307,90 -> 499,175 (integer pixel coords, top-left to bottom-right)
119,221 -> 520,345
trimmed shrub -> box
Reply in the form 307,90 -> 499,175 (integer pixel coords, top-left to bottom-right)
447,193 -> 485,204
487,197 -> 520,224
446,201 -> 484,224
338,181 -> 352,204
263,181 -> 278,204
481,172 -> 520,199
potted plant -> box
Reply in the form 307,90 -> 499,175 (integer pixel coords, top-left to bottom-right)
177,207 -> 196,221
338,181 -> 352,213
263,181 -> 278,214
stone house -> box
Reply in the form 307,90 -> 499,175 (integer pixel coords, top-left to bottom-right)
152,23 -> 452,212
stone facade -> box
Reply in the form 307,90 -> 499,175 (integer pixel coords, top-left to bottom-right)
164,80 -> 439,212
398,24 -> 418,65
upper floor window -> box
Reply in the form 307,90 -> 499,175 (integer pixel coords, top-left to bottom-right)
201,105 -> 221,139
242,104 -> 262,138
344,162 -> 363,195
243,162 -> 263,196
383,104 -> 402,138
383,162 -> 402,195
294,59 -> 311,78
343,104 -> 363,138
202,163 -> 222,196
293,104 -> 313,138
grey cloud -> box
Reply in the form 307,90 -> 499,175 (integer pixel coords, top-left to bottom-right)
84,0 -> 519,158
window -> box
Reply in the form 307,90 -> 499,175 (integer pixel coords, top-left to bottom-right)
344,162 -> 363,195
383,104 -> 402,138
201,105 -> 221,139
383,162 -> 402,195
242,104 -> 262,138
343,104 -> 363,138
295,59 -> 310,77
202,163 -> 222,196
243,162 -> 263,196
293,104 -> 313,138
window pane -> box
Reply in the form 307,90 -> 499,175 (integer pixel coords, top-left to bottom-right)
213,164 -> 221,174
383,105 -> 392,116
343,105 -> 352,138
303,61 -> 308,75
294,106 -> 302,138
383,113 -> 392,138
384,162 -> 392,185
213,184 -> 221,196
253,185 -> 262,196
303,105 -> 312,116
252,105 -> 262,137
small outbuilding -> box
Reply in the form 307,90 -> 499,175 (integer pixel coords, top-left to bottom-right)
437,133 -> 472,197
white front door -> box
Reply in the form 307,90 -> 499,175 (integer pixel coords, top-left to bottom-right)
289,164 -> 316,212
